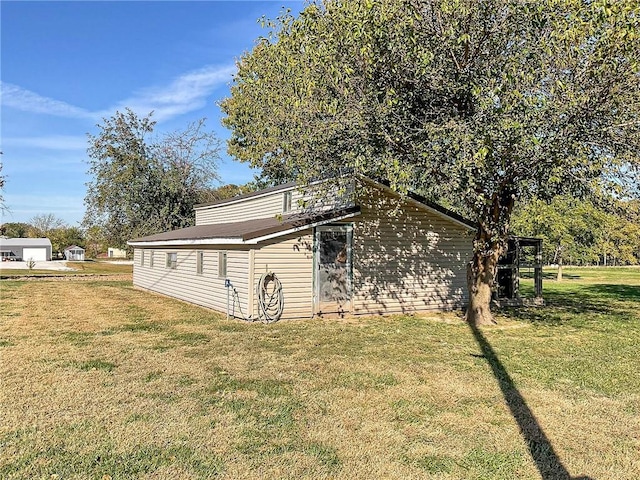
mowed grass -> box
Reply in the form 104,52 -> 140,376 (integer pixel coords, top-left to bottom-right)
0,260 -> 133,277
0,267 -> 639,479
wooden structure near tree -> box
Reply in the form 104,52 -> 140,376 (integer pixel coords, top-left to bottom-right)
494,237 -> 543,307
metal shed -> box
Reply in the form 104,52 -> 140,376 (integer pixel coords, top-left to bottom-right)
0,238 -> 52,262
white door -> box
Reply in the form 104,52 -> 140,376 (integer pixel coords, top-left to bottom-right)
22,248 -> 47,261
314,225 -> 353,315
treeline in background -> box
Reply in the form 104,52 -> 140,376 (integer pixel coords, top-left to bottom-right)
511,196 -> 640,267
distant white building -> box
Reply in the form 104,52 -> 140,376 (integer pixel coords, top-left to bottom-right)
0,238 -> 52,261
64,245 -> 85,261
107,247 -> 127,258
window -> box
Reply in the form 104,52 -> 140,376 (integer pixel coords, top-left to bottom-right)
166,252 -> 177,269
283,191 -> 292,213
140,249 -> 145,266
218,251 -> 227,278
149,251 -> 154,268
196,251 -> 204,275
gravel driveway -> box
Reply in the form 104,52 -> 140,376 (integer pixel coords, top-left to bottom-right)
0,260 -> 75,271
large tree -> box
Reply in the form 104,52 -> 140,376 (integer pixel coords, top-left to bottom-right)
83,109 -> 221,248
28,213 -> 67,237
221,0 -> 640,325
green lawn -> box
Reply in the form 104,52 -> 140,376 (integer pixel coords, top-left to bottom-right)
0,267 -> 638,479
0,260 -> 133,277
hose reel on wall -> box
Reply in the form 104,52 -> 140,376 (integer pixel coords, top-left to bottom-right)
256,272 -> 284,323
230,272 -> 284,323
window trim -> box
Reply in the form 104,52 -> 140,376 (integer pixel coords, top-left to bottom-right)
149,250 -> 154,268
140,249 -> 145,267
218,251 -> 227,278
196,250 -> 204,275
166,252 -> 177,269
282,191 -> 292,213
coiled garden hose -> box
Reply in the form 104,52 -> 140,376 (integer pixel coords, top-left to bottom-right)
231,272 -> 284,323
257,272 -> 284,323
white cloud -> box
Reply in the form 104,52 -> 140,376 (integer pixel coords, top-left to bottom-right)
1,82 -> 93,119
2,64 -> 236,125
3,135 -> 87,151
107,64 -> 236,122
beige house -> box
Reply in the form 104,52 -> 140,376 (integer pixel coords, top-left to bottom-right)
128,177 -> 474,321
107,247 -> 127,258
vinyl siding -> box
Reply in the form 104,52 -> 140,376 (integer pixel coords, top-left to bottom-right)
350,186 -> 473,315
195,182 -> 355,226
196,192 -> 288,225
132,180 -> 472,320
253,231 -> 314,320
133,247 -> 250,316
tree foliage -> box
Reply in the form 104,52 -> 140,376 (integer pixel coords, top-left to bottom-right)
28,213 -> 67,237
197,182 -> 258,204
48,226 -> 85,257
0,222 -> 31,238
83,109 -> 221,248
513,197 -> 640,270
25,214 -> 85,256
84,225 -> 108,259
607,200 -> 640,265
513,196 -> 603,281
221,0 -> 640,324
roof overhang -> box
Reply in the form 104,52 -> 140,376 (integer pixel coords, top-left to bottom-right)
128,237 -> 246,247
127,207 -> 360,248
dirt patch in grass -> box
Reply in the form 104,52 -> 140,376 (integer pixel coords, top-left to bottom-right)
1,274 -> 132,282
1,271 -> 639,479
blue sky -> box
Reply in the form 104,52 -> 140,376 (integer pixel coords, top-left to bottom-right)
1,0 -> 303,226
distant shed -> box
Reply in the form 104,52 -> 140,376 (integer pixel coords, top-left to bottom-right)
107,247 -> 127,259
64,245 -> 85,261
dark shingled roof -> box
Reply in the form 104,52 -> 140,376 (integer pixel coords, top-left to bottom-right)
129,206 -> 361,244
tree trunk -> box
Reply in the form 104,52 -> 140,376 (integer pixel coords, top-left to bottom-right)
465,247 -> 500,326
465,190 -> 514,327
556,255 -> 563,282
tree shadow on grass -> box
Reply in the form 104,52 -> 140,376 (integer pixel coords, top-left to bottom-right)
499,283 -> 639,326
469,322 -> 593,480
521,271 -> 582,281
584,284 -> 640,302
